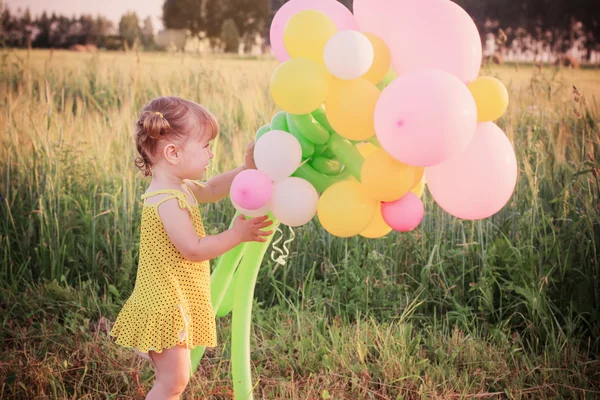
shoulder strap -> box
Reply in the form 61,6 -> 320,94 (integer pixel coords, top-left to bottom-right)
142,189 -> 195,213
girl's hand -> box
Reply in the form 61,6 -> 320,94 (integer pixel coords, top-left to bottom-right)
232,215 -> 273,243
244,142 -> 257,170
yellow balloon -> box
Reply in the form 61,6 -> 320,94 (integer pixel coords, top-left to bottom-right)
318,180 -> 377,237
326,78 -> 380,141
362,33 -> 391,84
357,142 -> 378,158
361,149 -> 415,201
411,177 -> 426,198
270,58 -> 332,115
360,202 -> 392,239
283,10 -> 337,64
468,76 -> 509,122
411,167 -> 424,189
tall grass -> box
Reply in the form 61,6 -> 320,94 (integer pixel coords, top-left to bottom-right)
1,48 -> 599,360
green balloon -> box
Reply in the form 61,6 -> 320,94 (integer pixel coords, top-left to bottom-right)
293,163 -> 351,193
310,104 -> 335,133
215,265 -> 240,317
327,132 -> 364,182
369,136 -> 382,148
314,143 -> 328,157
191,216 -> 247,373
270,111 -> 288,131
376,67 -> 397,91
255,124 -> 270,142
287,113 -> 330,145
231,219 -> 280,400
311,156 -> 343,176
321,147 -> 335,158
286,113 -> 315,158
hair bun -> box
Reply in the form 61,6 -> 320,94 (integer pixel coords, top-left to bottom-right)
143,111 -> 171,139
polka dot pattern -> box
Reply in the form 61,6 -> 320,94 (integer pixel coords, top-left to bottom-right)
110,190 -> 217,353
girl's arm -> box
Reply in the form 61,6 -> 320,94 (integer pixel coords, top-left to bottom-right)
157,197 -> 272,262
187,142 -> 256,204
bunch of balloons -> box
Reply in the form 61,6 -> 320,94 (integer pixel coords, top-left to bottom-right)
231,0 -> 517,239
195,1 -> 518,398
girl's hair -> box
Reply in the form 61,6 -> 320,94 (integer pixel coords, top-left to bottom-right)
134,96 -> 219,176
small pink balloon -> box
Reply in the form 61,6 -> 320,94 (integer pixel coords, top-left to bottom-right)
374,69 -> 477,167
387,0 -> 482,83
425,122 -> 518,220
270,0 -> 358,62
230,170 -> 273,211
381,193 -> 424,232
353,0 -> 395,39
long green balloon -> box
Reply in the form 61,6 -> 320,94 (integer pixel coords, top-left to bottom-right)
311,104 -> 335,133
270,111 -> 288,131
313,143 -> 328,157
288,113 -> 330,144
286,114 -> 315,158
191,216 -> 247,372
255,124 -> 270,142
327,132 -> 364,182
231,220 -> 280,400
214,245 -> 246,317
369,136 -> 382,148
310,156 -> 343,176
216,269 -> 239,316
293,163 -> 351,193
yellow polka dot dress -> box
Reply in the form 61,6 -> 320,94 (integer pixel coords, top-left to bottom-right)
110,189 -> 217,353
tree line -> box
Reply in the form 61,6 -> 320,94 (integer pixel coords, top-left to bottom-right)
1,0 -> 598,54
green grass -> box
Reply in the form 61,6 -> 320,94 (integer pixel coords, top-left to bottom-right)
2,282 -> 598,399
1,49 -> 599,398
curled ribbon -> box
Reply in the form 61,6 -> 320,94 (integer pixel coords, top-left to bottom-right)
270,226 -> 295,268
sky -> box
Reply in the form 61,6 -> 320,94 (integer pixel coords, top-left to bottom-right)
5,0 -> 165,30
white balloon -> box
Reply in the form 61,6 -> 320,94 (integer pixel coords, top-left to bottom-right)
232,197 -> 270,218
270,177 -> 319,227
324,30 -> 374,80
254,130 -> 302,181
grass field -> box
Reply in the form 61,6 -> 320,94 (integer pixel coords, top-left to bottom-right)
1,49 -> 599,399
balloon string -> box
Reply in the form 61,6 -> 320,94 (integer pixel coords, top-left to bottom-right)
270,226 -> 295,267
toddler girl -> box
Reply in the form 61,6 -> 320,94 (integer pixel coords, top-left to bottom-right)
110,96 -> 272,399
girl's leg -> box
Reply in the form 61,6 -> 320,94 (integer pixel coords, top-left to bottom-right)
146,346 -> 191,400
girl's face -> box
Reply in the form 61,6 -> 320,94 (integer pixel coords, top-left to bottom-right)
178,132 -> 214,180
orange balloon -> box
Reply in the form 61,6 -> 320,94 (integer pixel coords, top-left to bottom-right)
360,202 -> 392,239
317,180 -> 377,237
411,167 -> 425,189
362,33 -> 391,84
357,142 -> 378,158
361,148 -> 415,202
325,78 -> 380,141
411,177 -> 426,198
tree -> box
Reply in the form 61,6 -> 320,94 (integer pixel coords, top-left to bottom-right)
162,0 -> 270,39
33,12 -> 51,47
141,16 -> 156,48
90,16 -> 114,47
0,8 -> 19,47
220,18 -> 240,52
223,0 -> 269,37
119,11 -> 141,47
163,0 -> 206,35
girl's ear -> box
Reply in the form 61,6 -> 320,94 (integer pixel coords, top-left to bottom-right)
163,143 -> 180,165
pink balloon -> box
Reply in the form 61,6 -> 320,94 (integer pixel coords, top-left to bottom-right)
353,0 -> 395,39
425,122 -> 518,220
381,193 -> 424,232
374,69 -> 477,167
230,170 -> 273,211
386,0 -> 482,83
270,0 -> 358,62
